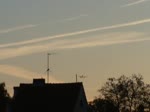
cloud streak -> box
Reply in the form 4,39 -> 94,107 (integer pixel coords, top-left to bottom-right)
63,14 -> 88,21
1,18 -> 150,48
59,33 -> 150,49
0,32 -> 149,60
0,24 -> 37,34
0,64 -> 62,83
122,0 -> 149,7
0,14 -> 87,35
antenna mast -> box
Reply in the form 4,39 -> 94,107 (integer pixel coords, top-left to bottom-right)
47,52 -> 56,83
76,74 -> 78,82
47,53 -> 50,83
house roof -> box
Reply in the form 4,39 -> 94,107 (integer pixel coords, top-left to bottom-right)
13,79 -> 87,112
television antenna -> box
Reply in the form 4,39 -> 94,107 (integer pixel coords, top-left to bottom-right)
47,53 -> 56,83
76,74 -> 87,82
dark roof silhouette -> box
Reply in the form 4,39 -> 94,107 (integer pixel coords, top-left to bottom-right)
12,79 -> 88,112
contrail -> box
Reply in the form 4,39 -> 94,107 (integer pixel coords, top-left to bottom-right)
63,14 -> 88,21
0,24 -> 37,34
0,18 -> 150,48
0,32 -> 149,60
122,0 -> 149,7
0,64 -> 62,83
0,15 -> 86,35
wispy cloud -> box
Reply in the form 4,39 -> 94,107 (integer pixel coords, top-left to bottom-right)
0,14 -> 87,35
0,24 -> 37,34
46,14 -> 88,25
59,32 -> 150,49
1,18 -> 150,48
121,0 -> 149,7
63,14 -> 88,21
0,32 -> 149,60
0,64 -> 62,83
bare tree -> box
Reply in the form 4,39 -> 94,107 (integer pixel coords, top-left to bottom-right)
99,74 -> 150,112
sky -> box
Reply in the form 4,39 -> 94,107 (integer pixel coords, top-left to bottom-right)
0,0 -> 150,101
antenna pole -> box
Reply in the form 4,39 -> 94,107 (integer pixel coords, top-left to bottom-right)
46,52 -> 56,83
47,53 -> 50,83
76,74 -> 78,82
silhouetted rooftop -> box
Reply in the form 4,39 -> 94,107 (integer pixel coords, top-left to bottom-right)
12,78 -> 87,112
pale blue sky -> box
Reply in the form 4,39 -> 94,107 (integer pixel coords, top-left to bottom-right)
0,0 -> 150,101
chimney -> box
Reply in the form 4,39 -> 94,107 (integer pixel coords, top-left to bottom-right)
33,78 -> 45,86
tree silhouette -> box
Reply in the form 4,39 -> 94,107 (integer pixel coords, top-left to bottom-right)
98,74 -> 150,112
137,104 -> 144,112
89,98 -> 118,112
0,82 -> 11,112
